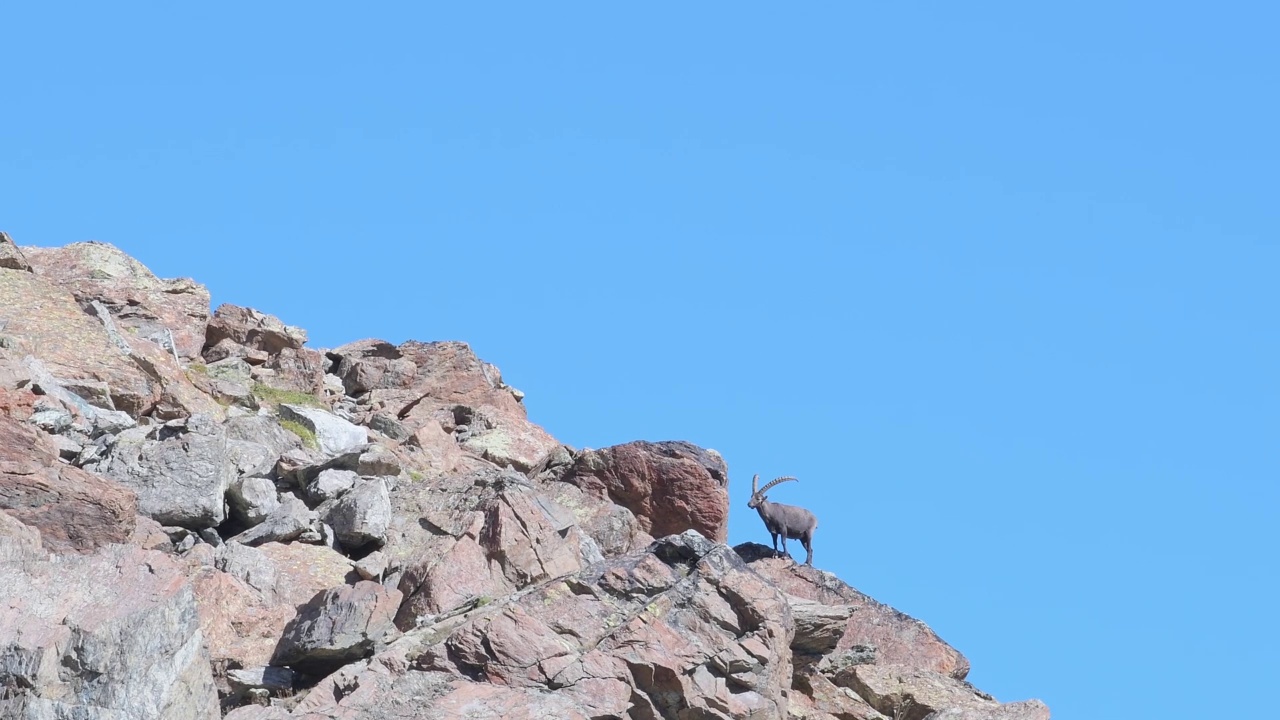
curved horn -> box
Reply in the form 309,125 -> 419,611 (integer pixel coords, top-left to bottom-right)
757,476 -> 797,495
751,474 -> 760,494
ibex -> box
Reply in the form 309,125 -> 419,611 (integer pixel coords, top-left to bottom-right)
748,474 -> 818,565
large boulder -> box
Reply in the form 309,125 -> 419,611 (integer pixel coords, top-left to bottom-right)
319,476 -> 391,550
101,414 -> 235,529
0,544 -> 220,719
553,440 -> 731,542
22,241 -> 212,361
272,581 -> 402,673
0,413 -> 137,553
278,404 -> 368,457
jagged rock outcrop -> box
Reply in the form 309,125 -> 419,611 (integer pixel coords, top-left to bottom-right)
0,240 -> 221,419
204,304 -> 325,395
0,231 -> 31,271
0,543 -> 220,719
737,543 -> 970,679
328,339 -> 559,473
0,237 -> 1048,719
22,241 -> 212,361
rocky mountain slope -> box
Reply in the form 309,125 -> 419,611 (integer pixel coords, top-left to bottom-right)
0,232 -> 1050,719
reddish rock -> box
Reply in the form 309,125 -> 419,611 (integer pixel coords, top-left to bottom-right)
332,339 -> 559,472
191,542 -> 360,678
0,264 -> 221,419
555,440 -> 730,543
1,266 -> 160,415
0,386 -> 36,420
0,413 -> 136,553
391,468 -> 602,628
736,543 -> 971,680
22,241 -> 212,360
203,304 -> 324,396
205,303 -> 308,356
837,664 -> 1050,720
324,532 -> 793,720
328,338 -> 417,395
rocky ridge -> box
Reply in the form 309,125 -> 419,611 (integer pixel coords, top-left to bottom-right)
0,234 -> 1049,719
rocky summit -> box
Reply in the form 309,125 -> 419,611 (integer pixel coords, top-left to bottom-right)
0,234 -> 1049,719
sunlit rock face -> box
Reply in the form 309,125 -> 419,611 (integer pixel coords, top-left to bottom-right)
0,236 -> 1049,719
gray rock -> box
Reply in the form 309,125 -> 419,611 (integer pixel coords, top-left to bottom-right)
226,666 -> 297,697
278,403 -> 367,456
101,414 -> 235,529
90,408 -> 137,436
28,408 -> 73,433
49,433 -> 84,461
227,475 -> 281,526
205,356 -> 253,383
789,596 -> 856,654
272,581 -> 402,672
354,550 -> 389,581
198,527 -> 223,547
357,443 -> 402,477
229,494 -> 317,547
0,544 -> 220,719
215,542 -> 278,596
308,468 -> 358,503
225,414 -> 303,456
368,412 -> 411,442
321,477 -> 391,550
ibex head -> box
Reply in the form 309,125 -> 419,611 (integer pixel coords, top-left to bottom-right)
748,473 -> 798,508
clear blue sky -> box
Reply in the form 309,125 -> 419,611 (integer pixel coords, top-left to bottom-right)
4,4 -> 1277,717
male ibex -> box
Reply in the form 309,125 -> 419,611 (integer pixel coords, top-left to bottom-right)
748,474 -> 818,565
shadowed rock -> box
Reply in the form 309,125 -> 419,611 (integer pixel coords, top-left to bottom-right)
273,581 -> 403,673
0,231 -> 31,271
